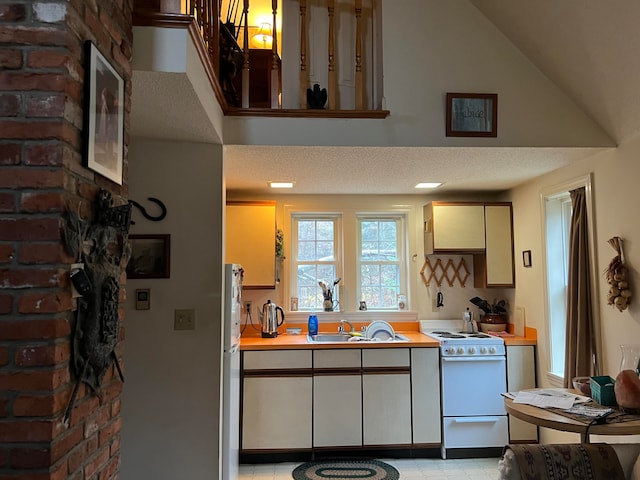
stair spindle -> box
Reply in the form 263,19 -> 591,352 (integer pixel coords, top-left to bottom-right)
270,0 -> 280,108
327,0 -> 336,109
355,0 -> 363,109
240,0 -> 250,108
299,0 -> 308,108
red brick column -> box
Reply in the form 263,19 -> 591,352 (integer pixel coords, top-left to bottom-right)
0,1 -> 132,479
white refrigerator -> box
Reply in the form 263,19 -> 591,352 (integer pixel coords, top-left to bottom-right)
222,264 -> 242,480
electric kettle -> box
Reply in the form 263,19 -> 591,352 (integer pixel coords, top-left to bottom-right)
258,300 -> 285,338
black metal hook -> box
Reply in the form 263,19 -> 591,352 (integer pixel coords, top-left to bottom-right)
129,197 -> 167,224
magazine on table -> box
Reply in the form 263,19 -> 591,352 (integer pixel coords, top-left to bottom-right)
502,389 -> 591,409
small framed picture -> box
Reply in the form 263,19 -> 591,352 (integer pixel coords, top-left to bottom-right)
522,250 -> 532,268
126,234 -> 171,279
84,41 -> 124,185
446,93 -> 497,137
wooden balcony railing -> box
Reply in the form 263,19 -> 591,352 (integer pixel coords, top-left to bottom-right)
132,0 -> 389,118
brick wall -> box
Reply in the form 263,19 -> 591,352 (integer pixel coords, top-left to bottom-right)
0,1 -> 132,479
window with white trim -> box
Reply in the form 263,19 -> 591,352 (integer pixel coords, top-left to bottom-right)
291,215 -> 341,311
357,215 -> 406,309
545,192 -> 571,378
290,211 -> 409,312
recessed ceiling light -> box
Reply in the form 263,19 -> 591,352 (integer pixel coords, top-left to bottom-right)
268,182 -> 295,189
415,182 -> 442,189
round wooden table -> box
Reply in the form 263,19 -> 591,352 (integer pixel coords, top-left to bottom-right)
504,390 -> 640,443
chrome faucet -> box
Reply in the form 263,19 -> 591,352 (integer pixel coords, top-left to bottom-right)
338,319 -> 354,334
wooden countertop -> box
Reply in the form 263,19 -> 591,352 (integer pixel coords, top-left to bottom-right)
240,321 -> 537,351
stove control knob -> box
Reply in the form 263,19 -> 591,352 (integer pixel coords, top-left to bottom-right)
457,347 -> 464,355
444,347 -> 454,355
468,347 -> 476,354
480,346 -> 488,354
489,346 -> 496,354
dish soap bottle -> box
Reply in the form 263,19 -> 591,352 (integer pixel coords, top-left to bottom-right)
308,310 -> 318,336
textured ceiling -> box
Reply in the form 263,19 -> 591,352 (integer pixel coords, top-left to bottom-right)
132,0 -> 639,195
223,145 -> 604,195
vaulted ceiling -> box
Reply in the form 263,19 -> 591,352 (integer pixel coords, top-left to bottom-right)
470,0 -> 640,145
132,1 -> 640,195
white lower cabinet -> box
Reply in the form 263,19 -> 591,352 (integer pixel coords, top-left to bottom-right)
242,376 -> 313,449
506,345 -> 538,442
242,347 -> 441,453
313,349 -> 362,447
314,375 -> 362,446
362,372 -> 412,445
242,351 -> 313,450
411,348 -> 441,443
362,349 -> 412,445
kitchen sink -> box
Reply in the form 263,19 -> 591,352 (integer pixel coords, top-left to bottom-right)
307,333 -> 410,343
307,334 -> 351,343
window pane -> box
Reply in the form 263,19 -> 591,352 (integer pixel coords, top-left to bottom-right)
545,193 -> 572,378
360,220 -> 398,261
316,221 -> 334,241
360,264 -> 399,309
297,220 -> 334,261
298,221 -> 316,241
293,216 -> 339,311
316,241 -> 334,260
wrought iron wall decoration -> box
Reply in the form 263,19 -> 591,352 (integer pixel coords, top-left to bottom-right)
63,189 -> 132,423
128,197 -> 167,224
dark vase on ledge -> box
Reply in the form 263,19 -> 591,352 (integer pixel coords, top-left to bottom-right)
307,83 -> 327,109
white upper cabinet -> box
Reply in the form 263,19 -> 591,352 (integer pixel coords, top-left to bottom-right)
424,202 -> 486,254
480,204 -> 515,287
473,203 -> 515,288
424,201 -> 515,288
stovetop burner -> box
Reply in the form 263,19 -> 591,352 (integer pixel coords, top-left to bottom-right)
428,330 -> 493,339
466,333 -> 492,338
430,331 -> 466,338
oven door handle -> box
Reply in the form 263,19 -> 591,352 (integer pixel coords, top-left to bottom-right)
441,356 -> 505,362
450,416 -> 504,423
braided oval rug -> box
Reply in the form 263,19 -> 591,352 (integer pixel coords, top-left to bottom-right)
292,458 -> 400,480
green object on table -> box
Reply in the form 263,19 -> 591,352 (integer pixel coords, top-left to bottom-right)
590,375 -> 617,406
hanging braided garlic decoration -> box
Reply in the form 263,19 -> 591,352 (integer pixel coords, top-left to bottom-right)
605,236 -> 632,311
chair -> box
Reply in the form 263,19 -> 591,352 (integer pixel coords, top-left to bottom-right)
498,443 -> 640,480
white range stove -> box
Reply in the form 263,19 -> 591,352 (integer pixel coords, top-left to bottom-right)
420,327 -> 505,356
419,320 -> 508,459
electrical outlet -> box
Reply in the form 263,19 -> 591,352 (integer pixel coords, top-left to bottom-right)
245,301 -> 252,315
174,309 -> 196,330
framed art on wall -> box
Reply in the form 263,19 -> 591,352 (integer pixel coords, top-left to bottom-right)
126,235 -> 171,279
446,93 -> 497,137
84,41 -> 124,185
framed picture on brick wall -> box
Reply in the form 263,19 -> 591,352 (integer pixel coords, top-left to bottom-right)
84,41 -> 124,185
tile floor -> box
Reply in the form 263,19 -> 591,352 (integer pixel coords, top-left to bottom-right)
239,457 -> 500,479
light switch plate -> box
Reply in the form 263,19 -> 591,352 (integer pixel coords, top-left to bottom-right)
174,309 -> 196,330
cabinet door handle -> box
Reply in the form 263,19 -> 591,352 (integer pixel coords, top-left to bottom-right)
442,357 -> 505,363
451,416 -> 503,424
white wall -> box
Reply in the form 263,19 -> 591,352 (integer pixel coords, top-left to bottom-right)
224,0 -> 612,148
511,135 -> 640,443
121,140 -> 225,479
